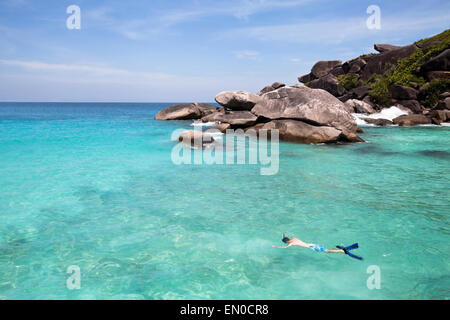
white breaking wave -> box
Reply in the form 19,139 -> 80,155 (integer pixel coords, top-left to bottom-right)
207,131 -> 224,140
353,106 -> 409,126
191,120 -> 216,127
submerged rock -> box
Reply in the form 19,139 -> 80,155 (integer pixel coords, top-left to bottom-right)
178,130 -> 215,146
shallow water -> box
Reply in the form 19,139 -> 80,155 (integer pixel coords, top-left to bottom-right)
0,103 -> 449,300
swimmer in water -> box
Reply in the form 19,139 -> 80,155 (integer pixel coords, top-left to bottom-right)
272,234 -> 357,255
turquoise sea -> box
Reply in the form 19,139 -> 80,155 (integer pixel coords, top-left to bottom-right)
0,102 -> 448,300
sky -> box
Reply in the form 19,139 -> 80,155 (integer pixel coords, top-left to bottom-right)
0,0 -> 449,102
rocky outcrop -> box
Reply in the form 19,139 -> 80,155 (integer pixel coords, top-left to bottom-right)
157,29 -> 450,148
155,103 -> 218,120
393,114 -> 432,126
215,91 -> 261,111
251,86 -> 358,133
296,29 -> 450,126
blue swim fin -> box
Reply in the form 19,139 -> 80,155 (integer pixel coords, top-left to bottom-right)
337,243 -> 363,260
347,252 -> 363,260
345,243 -> 359,251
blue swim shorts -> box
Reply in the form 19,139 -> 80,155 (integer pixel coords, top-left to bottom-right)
309,244 -> 326,252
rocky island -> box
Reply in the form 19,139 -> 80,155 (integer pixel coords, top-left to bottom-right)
155,29 -> 450,144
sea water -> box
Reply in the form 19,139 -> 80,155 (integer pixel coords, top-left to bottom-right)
0,102 -> 448,300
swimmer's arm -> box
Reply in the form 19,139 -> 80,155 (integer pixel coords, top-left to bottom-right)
272,244 -> 293,249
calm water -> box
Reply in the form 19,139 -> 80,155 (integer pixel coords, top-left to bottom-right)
0,102 -> 448,300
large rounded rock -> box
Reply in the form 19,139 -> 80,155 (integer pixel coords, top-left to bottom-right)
202,110 -> 258,127
395,100 -> 424,113
428,110 -> 450,124
311,60 -> 342,79
435,97 -> 450,110
249,120 -> 363,144
393,114 -> 432,126
258,120 -> 343,144
345,99 -> 376,114
258,82 -> 286,95
342,57 -> 367,74
389,84 -> 418,100
298,73 -> 314,84
215,91 -> 261,111
420,49 -> 450,73
360,117 -> 393,126
155,103 -> 218,120
251,86 -> 357,133
308,74 -> 346,97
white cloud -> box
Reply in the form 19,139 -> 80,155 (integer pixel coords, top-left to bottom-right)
85,0 -> 315,40
223,11 -> 450,44
0,59 -> 174,80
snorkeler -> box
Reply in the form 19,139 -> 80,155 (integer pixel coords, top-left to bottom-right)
273,234 -> 363,260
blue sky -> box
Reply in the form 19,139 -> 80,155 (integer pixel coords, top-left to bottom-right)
0,0 -> 449,102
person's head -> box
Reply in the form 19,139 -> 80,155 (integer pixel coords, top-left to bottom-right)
282,234 -> 291,244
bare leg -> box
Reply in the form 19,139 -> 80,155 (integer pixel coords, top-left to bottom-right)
326,248 -> 345,254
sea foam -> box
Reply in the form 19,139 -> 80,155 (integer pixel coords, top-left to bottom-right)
353,106 -> 409,126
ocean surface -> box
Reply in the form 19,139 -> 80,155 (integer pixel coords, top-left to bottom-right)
0,102 -> 448,300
